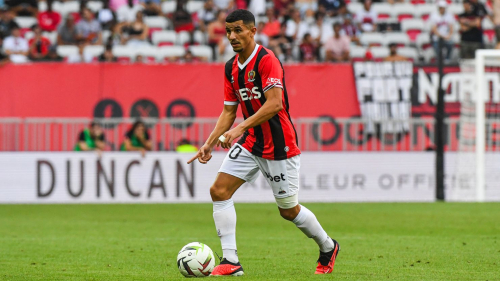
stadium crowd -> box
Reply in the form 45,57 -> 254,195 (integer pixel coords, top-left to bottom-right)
0,0 -> 498,64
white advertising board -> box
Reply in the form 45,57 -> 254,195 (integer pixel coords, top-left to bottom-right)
0,152 -> 443,203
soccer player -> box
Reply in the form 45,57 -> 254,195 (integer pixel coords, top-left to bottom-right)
187,9 -> 340,276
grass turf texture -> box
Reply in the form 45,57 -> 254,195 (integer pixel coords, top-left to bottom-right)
0,203 -> 499,280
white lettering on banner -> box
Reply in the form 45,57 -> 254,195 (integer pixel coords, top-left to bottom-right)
417,70 -> 500,104
354,62 -> 413,134
2,152 -> 499,203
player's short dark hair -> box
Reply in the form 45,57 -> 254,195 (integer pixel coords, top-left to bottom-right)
226,9 -> 255,26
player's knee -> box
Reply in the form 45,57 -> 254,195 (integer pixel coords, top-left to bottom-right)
210,184 -> 231,201
278,205 -> 300,221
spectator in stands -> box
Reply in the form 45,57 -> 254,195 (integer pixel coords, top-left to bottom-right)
208,10 -> 226,61
269,23 -> 293,61
120,120 -> 152,155
342,14 -> 360,45
117,0 -> 143,23
119,11 -> 149,46
299,33 -> 318,62
98,44 -> 117,62
74,122 -> 106,151
262,8 -> 281,38
384,43 -> 408,62
67,39 -> 93,63
324,22 -> 350,62
97,0 -> 117,30
37,0 -> 61,32
28,25 -> 51,61
470,0 -> 490,19
429,1 -> 454,61
176,139 -> 198,153
0,36 -> 10,66
356,0 -> 377,33
255,21 -> 269,47
197,0 -> 218,32
57,14 -> 78,45
172,0 -> 194,32
5,0 -> 37,17
140,0 -> 161,16
459,0 -> 483,59
43,46 -> 63,61
274,0 -> 293,15
77,8 -> 103,45
0,8 -> 17,38
285,9 -> 304,42
3,25 -> 28,63
319,0 -> 345,17
134,54 -> 145,63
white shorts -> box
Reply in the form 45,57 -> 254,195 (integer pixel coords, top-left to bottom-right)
218,144 -> 300,199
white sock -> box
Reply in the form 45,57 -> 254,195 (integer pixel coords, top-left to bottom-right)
292,205 -> 334,253
213,199 -> 238,263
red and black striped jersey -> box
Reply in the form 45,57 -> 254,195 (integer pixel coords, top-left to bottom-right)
224,44 -> 300,160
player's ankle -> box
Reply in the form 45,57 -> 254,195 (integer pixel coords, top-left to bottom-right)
319,237 -> 334,253
223,249 -> 239,263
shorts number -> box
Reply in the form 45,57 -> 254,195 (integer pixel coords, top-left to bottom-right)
229,146 -> 242,159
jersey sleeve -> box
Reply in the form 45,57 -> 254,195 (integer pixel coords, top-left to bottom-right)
258,54 -> 284,93
224,71 -> 238,105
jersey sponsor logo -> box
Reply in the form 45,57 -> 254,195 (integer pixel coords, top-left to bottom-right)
238,87 -> 262,101
278,188 -> 286,195
248,70 -> 256,82
265,172 -> 285,182
267,78 -> 281,84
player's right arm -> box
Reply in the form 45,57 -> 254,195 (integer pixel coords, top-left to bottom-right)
187,104 -> 238,164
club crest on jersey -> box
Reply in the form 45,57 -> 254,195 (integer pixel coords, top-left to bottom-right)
248,70 -> 256,82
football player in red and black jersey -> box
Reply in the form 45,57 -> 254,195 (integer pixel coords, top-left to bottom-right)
188,9 -> 339,276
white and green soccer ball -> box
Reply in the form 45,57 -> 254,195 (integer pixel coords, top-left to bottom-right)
177,242 -> 216,277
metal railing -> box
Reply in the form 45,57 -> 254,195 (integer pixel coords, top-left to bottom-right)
0,117 -> 473,152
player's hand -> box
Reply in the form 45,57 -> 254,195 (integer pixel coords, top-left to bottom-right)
187,144 -> 213,164
217,126 -> 245,149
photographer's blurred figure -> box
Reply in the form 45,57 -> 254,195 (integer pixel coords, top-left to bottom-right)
75,122 -> 106,152
176,139 -> 198,153
120,120 -> 152,156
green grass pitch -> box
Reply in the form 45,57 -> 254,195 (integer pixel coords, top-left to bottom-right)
0,203 -> 499,280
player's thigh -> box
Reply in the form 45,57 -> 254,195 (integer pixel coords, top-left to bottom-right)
213,144 -> 260,201
257,155 -> 301,209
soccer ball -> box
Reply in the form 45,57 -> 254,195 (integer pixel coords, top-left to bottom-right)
177,242 -> 216,277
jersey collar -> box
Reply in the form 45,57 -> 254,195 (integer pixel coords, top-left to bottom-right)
237,43 -> 260,70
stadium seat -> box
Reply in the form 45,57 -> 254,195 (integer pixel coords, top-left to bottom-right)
15,17 -> 37,28
177,31 -> 191,46
350,46 -> 367,61
144,16 -> 169,37
136,46 -> 159,63
370,46 -> 390,61
186,1 -> 204,14
360,33 -> 384,46
372,3 -> 392,20
162,1 -> 177,14
347,2 -> 363,14
255,16 -> 268,24
112,45 -> 137,62
383,32 -> 410,47
57,45 -> 79,58
482,18 -> 495,43
416,32 -> 432,51
102,30 -> 112,43
397,47 -> 419,62
422,47 -> 435,63
60,1 -> 80,17
23,31 -> 34,41
151,30 -> 177,46
157,46 -> 186,61
416,4 -> 435,21
87,1 -> 104,12
391,4 -> 415,21
38,1 -> 47,11
42,31 -> 58,45
448,4 -> 464,19
193,30 -> 206,44
401,19 -> 425,42
189,45 -> 213,61
84,45 -> 105,58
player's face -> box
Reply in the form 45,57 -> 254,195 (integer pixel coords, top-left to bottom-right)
226,20 -> 256,53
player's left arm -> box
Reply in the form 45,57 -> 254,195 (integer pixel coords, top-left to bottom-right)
220,87 -> 282,148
